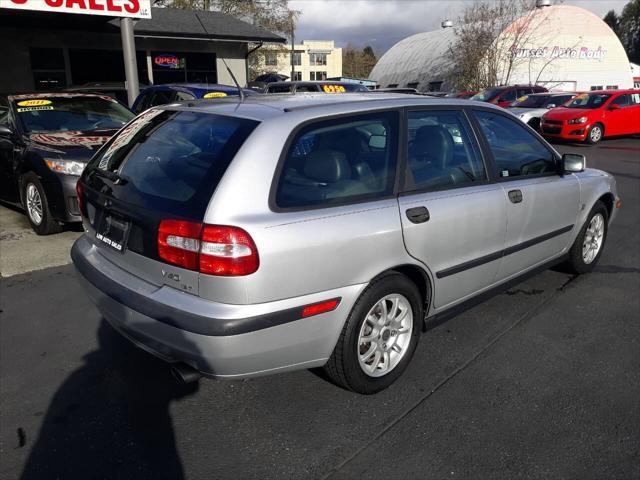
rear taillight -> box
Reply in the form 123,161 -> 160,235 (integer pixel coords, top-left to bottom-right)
76,180 -> 87,217
157,220 -> 259,276
200,225 -> 259,276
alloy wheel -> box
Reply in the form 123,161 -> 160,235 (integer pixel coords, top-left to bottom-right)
357,294 -> 413,378
582,213 -> 604,264
26,183 -> 43,226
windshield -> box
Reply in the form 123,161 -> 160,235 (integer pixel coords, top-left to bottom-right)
13,95 -> 134,133
511,95 -> 550,108
471,88 -> 501,101
566,93 -> 611,109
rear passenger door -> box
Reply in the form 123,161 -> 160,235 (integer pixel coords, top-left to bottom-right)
472,109 -> 580,282
398,108 -> 507,310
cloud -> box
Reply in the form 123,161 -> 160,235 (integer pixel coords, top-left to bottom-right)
289,0 -> 629,54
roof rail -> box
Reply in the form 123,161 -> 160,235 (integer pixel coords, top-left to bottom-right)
282,95 -> 426,113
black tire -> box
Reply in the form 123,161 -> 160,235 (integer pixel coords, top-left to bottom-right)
21,173 -> 61,235
565,201 -> 608,274
586,123 -> 604,144
324,273 -> 423,394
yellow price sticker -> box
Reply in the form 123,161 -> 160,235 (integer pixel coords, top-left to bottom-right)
516,95 -> 528,102
203,92 -> 228,99
322,85 -> 345,94
17,99 -> 52,107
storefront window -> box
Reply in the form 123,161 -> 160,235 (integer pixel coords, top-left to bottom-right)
69,49 -> 146,85
151,52 -> 217,85
30,48 -> 67,90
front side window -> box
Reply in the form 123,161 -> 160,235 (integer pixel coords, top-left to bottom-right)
499,89 -> 517,103
474,110 -> 556,178
406,110 -> 485,191
610,94 -> 630,108
275,111 -> 399,208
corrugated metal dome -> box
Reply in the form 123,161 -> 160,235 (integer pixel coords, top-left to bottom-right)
368,27 -> 457,92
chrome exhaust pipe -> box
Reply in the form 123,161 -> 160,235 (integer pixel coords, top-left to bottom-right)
170,362 -> 201,384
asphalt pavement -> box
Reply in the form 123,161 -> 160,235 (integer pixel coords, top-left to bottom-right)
0,138 -> 639,480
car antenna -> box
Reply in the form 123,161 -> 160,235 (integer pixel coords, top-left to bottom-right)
221,58 -> 244,102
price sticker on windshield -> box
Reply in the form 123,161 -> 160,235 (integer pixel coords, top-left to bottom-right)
17,99 -> 52,107
203,92 -> 228,99
322,85 -> 346,93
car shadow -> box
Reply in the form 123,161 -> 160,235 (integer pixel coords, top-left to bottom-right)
20,319 -> 199,480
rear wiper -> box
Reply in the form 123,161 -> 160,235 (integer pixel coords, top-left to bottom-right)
91,168 -> 128,185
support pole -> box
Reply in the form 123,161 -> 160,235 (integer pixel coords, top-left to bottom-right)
120,17 -> 140,107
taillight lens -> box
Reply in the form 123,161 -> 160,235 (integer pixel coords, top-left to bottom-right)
158,220 -> 202,271
200,225 -> 259,276
157,221 -> 259,276
76,180 -> 87,217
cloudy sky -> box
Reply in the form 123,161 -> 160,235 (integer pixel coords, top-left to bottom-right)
289,0 -> 629,54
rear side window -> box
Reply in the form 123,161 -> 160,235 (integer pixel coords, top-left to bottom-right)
87,109 -> 258,216
275,111 -> 399,209
474,110 -> 556,178
406,110 -> 485,191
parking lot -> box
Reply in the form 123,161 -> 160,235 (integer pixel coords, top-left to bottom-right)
0,137 -> 639,479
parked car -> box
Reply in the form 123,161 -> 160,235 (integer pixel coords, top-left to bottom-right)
247,73 -> 289,92
131,83 -> 255,114
72,95 -> 619,394
65,82 -> 147,106
0,93 -> 134,234
540,89 -> 640,144
471,85 -> 548,108
446,90 -> 478,99
265,81 -> 370,94
508,92 -> 577,130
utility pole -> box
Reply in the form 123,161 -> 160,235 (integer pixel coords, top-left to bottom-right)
120,18 -> 140,107
290,12 -> 295,81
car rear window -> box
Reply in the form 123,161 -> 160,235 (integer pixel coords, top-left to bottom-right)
85,109 -> 258,217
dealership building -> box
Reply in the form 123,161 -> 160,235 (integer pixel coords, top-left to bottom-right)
0,7 -> 284,94
370,4 -> 634,92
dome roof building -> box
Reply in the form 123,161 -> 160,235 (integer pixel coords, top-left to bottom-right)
369,4 -> 633,92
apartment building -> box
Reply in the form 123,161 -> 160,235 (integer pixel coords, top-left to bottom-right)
261,40 -> 342,82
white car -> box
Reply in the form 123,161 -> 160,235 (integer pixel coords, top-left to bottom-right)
508,92 -> 577,130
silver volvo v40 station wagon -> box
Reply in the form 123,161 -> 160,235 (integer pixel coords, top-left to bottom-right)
72,94 -> 619,394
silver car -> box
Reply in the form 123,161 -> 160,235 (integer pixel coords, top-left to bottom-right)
72,94 -> 620,394
508,92 -> 577,130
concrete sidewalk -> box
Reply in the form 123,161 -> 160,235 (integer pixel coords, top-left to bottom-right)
0,205 -> 81,278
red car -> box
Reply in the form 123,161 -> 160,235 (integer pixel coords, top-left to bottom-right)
540,89 -> 640,144
470,85 -> 548,108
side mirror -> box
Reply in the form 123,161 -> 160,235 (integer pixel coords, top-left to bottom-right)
562,153 -> 585,173
546,104 -> 556,109
609,103 -> 621,110
0,124 -> 13,137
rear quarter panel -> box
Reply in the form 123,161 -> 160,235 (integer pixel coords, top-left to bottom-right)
199,114 -> 420,305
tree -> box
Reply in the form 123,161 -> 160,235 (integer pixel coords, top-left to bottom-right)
619,0 -> 640,64
343,45 -> 378,79
603,9 -> 620,36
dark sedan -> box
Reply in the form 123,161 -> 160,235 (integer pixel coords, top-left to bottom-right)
0,93 -> 134,234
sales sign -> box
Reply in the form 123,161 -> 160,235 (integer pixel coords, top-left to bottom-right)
0,0 -> 152,19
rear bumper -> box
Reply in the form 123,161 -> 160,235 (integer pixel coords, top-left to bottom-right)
71,235 -> 365,378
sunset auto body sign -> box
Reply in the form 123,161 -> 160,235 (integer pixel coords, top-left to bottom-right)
0,0 -> 151,18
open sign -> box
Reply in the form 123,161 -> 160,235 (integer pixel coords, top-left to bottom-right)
154,54 -> 179,68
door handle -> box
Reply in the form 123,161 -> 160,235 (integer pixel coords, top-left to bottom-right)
508,189 -> 523,204
406,206 -> 430,224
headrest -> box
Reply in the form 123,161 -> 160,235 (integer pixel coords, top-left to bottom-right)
304,150 -> 351,183
413,125 -> 454,149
